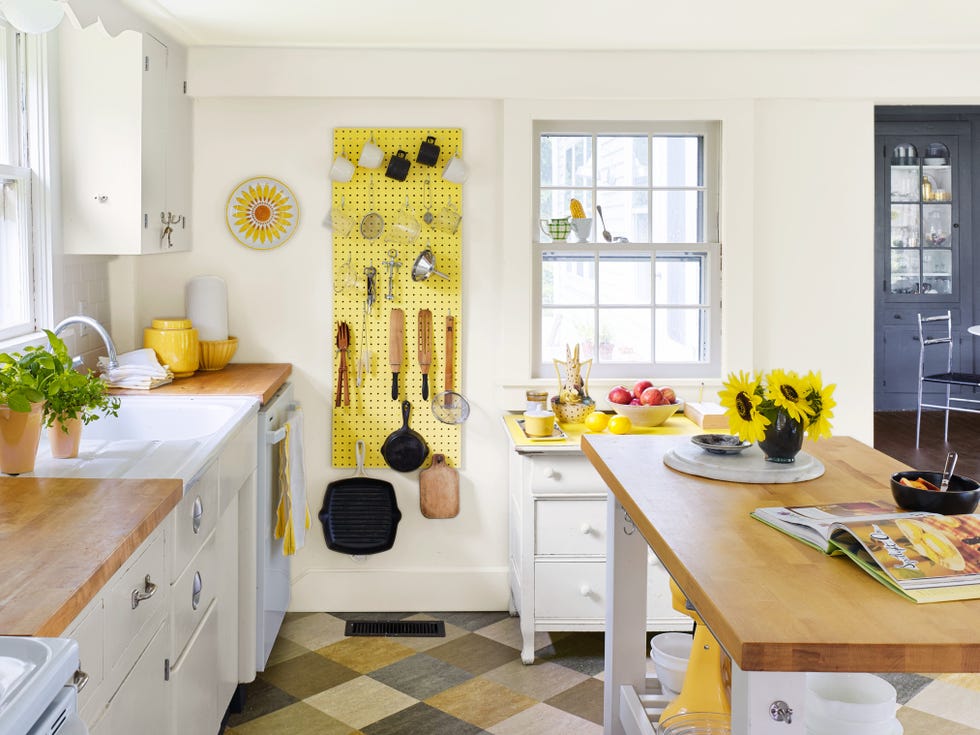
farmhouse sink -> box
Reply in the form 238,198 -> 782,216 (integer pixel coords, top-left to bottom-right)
29,395 -> 258,484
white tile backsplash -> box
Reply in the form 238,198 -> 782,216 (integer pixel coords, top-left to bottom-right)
59,254 -> 114,368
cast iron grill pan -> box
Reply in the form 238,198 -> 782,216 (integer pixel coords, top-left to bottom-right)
319,477 -> 402,555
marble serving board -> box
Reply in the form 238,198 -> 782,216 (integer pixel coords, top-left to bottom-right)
663,440 -> 825,483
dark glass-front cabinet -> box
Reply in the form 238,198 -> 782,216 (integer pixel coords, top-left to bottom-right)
875,119 -> 973,410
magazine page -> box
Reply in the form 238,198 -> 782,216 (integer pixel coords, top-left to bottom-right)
751,501 -> 924,553
830,514 -> 980,601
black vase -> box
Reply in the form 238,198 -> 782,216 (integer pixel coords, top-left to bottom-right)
758,409 -> 804,463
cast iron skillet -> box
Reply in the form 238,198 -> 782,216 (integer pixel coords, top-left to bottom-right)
381,401 -> 429,472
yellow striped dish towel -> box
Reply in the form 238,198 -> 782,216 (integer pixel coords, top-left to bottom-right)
275,406 -> 311,555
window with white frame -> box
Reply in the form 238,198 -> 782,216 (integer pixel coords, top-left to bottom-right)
0,27 -> 46,343
533,121 -> 721,380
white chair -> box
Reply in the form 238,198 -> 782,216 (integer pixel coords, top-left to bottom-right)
916,311 -> 980,447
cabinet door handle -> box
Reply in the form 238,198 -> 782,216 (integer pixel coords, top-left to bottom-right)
73,669 -> 89,692
192,571 -> 203,610
131,574 -> 158,609
192,496 -> 203,534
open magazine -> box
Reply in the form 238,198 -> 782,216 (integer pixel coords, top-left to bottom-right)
752,501 -> 980,603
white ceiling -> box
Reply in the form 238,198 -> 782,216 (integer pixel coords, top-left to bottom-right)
119,0 -> 980,50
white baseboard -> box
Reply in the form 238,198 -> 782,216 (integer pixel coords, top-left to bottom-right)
289,567 -> 510,612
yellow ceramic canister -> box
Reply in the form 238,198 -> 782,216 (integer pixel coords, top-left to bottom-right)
523,410 -> 556,437
144,318 -> 199,378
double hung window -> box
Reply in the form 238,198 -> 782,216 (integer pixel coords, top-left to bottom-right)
533,121 -> 721,379
0,28 -> 46,343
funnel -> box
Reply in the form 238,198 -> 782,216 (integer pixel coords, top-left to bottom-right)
411,249 -> 449,281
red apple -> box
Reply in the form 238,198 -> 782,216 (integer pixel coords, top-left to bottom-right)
632,380 -> 654,399
660,387 -> 676,404
608,386 -> 632,405
629,398 -> 641,405
640,387 -> 664,406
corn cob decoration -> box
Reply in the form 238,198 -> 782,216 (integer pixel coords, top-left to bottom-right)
569,198 -> 586,219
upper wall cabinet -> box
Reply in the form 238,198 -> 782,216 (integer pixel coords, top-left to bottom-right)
58,22 -> 191,254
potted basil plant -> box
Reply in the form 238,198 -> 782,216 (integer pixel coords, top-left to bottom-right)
41,330 -> 120,459
0,336 -> 55,473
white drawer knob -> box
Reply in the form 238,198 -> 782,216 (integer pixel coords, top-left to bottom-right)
580,584 -> 592,597
544,467 -> 559,480
580,522 -> 592,535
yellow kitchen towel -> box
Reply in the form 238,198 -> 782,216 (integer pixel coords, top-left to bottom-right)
275,406 -> 311,555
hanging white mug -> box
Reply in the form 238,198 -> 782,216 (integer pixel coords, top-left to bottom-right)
359,137 -> 384,169
442,154 -> 468,184
329,153 -> 355,182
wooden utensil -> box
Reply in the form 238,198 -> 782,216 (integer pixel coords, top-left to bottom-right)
419,454 -> 460,519
443,312 -> 454,407
335,321 -> 350,407
389,308 -> 404,401
418,309 -> 433,401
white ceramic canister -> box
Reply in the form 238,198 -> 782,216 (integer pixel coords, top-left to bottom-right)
185,275 -> 229,342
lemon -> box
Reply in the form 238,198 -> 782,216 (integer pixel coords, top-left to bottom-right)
584,412 -> 610,432
608,415 -> 632,435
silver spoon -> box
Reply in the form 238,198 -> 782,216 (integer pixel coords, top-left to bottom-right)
940,451 -> 958,492
596,205 -> 612,242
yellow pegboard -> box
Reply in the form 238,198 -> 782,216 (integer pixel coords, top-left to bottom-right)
331,128 -> 462,469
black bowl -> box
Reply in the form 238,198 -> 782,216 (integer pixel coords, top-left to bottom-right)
890,471 -> 980,515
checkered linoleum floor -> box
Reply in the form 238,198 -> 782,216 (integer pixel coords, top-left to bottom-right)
225,612 -> 980,734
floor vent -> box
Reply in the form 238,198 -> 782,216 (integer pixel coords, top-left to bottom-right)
345,620 -> 446,638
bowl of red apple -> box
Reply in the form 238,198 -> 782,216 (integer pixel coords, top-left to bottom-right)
607,381 -> 682,427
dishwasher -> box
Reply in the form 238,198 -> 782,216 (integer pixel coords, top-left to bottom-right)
254,382 -> 295,671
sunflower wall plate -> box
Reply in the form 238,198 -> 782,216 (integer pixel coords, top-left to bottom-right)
226,176 -> 299,250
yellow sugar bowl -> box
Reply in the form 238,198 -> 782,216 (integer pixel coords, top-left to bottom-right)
523,410 -> 556,437
144,317 -> 199,378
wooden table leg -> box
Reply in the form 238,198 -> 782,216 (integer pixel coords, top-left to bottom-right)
604,496 -> 649,735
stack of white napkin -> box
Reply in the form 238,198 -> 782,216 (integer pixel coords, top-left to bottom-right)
98,348 -> 174,389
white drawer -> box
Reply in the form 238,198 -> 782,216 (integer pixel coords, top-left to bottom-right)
535,499 -> 606,555
172,530 -> 217,659
528,454 -> 606,495
172,462 -> 219,582
535,558 -> 689,628
105,529 -> 167,674
535,561 -> 606,619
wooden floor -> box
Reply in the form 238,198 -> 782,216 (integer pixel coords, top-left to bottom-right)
874,409 -> 980,480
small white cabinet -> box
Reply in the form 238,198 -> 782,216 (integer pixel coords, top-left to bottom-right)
58,21 -> 191,254
507,434 -> 690,664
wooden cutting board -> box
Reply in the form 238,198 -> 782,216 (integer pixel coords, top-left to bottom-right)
419,454 -> 459,519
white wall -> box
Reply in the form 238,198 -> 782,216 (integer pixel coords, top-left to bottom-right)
104,45 -> 980,611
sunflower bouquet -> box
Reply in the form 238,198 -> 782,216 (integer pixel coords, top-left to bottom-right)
718,369 -> 836,444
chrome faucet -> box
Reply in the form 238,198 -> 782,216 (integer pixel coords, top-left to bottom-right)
53,315 -> 119,371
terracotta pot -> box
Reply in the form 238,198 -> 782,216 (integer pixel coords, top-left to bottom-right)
48,417 -> 83,459
0,401 -> 44,475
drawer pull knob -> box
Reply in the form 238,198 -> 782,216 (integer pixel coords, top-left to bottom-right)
580,523 -> 592,535
131,574 -> 158,609
579,584 -> 592,597
192,571 -> 203,610
544,467 -> 559,480
192,496 -> 203,534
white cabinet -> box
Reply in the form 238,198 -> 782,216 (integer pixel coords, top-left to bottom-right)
507,444 -> 690,664
64,415 -> 259,735
58,22 -> 191,254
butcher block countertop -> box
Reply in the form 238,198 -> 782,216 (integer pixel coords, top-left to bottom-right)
0,476 -> 182,636
110,362 -> 291,405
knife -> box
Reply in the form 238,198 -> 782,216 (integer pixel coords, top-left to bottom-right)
389,308 -> 404,401
418,309 -> 433,401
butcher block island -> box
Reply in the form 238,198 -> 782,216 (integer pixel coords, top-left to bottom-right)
581,433 -> 980,735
